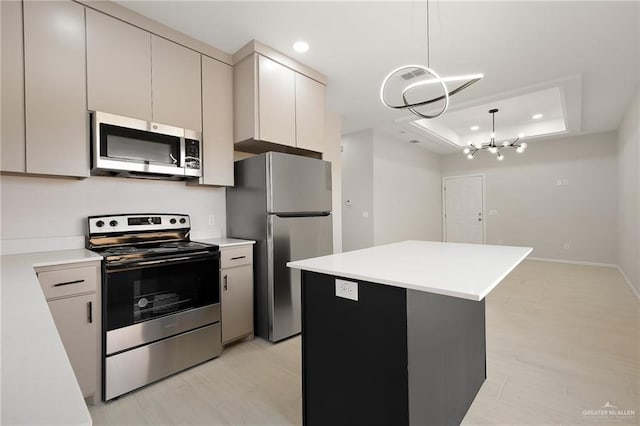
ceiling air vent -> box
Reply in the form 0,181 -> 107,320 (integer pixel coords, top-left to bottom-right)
400,68 -> 427,80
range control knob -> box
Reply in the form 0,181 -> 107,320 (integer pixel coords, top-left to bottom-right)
179,218 -> 186,224
96,220 -> 104,228
170,218 -> 177,224
109,220 -> 118,227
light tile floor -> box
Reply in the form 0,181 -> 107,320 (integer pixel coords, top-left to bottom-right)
90,260 -> 639,425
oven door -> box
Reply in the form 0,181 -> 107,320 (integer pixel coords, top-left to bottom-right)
103,251 -> 220,355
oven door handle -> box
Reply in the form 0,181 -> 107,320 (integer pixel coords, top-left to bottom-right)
136,256 -> 193,266
106,251 -> 217,271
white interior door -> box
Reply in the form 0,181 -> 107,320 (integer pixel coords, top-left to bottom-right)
443,176 -> 484,243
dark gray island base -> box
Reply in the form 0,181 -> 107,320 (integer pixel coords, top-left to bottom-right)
302,271 -> 486,426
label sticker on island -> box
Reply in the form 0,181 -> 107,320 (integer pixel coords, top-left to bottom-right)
335,279 -> 358,301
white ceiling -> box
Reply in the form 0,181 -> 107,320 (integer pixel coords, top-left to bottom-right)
117,1 -> 639,150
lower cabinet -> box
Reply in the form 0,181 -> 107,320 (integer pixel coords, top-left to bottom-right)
36,261 -> 101,404
220,244 -> 254,344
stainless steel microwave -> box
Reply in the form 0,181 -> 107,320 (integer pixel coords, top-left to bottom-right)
91,111 -> 201,179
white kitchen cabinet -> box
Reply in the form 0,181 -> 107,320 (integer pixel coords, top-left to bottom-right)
295,73 -> 326,152
234,52 -> 326,153
151,35 -> 202,131
220,244 -> 254,344
86,8 -> 152,121
23,0 -> 88,177
36,261 -> 101,404
195,55 -> 234,186
1,0 -> 26,173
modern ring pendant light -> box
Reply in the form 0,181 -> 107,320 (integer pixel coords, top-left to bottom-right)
463,109 -> 527,161
380,0 -> 483,119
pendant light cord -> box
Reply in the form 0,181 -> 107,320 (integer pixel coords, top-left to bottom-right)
426,0 -> 430,68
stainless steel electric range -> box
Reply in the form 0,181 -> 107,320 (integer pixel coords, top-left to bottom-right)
86,213 -> 221,401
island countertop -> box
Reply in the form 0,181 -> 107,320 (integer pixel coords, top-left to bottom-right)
287,240 -> 532,301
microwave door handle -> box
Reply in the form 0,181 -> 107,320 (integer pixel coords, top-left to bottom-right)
169,153 -> 178,165
179,138 -> 186,168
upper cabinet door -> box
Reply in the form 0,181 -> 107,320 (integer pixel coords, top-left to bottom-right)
1,0 -> 26,173
295,74 -> 326,153
201,56 -> 234,186
151,35 -> 202,131
86,9 -> 152,121
257,55 -> 296,147
24,0 -> 88,177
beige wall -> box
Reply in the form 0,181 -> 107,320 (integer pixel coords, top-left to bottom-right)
441,132 -> 618,264
341,129 -> 374,252
373,133 -> 442,245
323,111 -> 343,253
0,174 -> 225,254
617,90 -> 639,296
341,129 -> 442,251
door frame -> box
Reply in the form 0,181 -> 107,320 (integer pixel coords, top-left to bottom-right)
441,174 -> 486,244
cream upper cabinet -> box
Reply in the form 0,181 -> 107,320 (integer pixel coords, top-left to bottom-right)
234,51 -> 326,153
1,0 -> 26,173
295,73 -> 326,153
198,55 -> 234,186
151,35 -> 202,131
86,9 -> 152,121
257,55 -> 296,147
23,0 -> 88,177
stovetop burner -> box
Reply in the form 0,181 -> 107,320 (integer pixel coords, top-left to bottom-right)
86,214 -> 218,262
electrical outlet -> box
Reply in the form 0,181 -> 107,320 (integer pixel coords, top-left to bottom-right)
563,243 -> 570,250
562,178 -> 569,186
335,279 -> 358,301
208,215 -> 215,226
362,211 -> 369,218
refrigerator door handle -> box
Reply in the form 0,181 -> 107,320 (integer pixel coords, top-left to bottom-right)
272,212 -> 331,218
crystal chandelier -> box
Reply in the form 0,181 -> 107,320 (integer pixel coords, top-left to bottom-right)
463,109 -> 527,161
380,0 -> 483,119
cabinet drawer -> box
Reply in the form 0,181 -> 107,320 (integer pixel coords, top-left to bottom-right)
38,265 -> 97,300
221,245 -> 253,268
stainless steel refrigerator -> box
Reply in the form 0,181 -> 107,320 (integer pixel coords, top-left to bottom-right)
227,152 -> 333,342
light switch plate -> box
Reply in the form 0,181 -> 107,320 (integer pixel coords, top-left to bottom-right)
335,279 -> 358,301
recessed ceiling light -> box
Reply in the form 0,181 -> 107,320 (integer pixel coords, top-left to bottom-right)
293,41 -> 309,53
532,113 -> 543,120
470,125 -> 479,131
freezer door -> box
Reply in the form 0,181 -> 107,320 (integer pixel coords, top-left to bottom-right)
268,214 -> 333,341
267,152 -> 332,214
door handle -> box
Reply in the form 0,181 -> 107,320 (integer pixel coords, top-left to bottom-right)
223,274 -> 228,291
87,301 -> 93,324
478,218 -> 482,222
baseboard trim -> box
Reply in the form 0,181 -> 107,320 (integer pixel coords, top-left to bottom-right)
527,257 -> 640,302
616,265 -> 640,302
527,257 -> 617,268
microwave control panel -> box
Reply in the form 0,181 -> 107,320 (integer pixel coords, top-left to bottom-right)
184,139 -> 201,170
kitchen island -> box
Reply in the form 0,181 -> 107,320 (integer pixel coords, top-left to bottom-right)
287,240 -> 531,426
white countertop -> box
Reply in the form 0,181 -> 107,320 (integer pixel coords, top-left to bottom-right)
1,249 -> 102,426
196,237 -> 256,248
287,240 -> 532,301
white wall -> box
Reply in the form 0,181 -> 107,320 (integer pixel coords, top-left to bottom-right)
323,110 -> 343,253
0,174 -> 225,254
341,129 -> 374,251
373,133 -> 442,245
441,132 -> 618,264
617,90 -> 639,296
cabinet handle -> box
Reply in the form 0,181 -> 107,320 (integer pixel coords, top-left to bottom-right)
88,301 -> 93,324
230,256 -> 246,261
223,274 -> 228,291
53,279 -> 85,287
